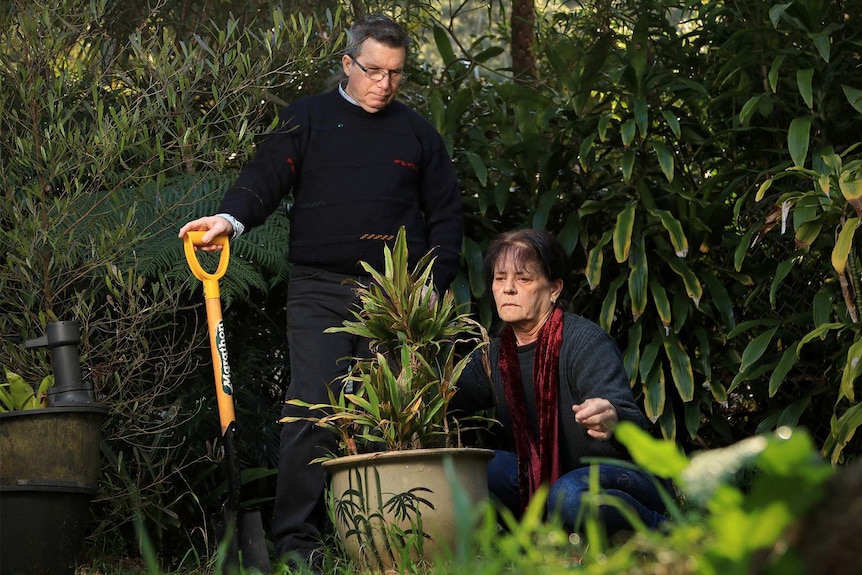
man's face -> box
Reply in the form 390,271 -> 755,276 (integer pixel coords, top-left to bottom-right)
342,39 -> 406,113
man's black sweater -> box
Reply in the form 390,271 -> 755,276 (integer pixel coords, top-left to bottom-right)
220,87 -> 463,290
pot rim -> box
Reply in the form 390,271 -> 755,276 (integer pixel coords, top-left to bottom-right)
0,404 -> 108,420
321,446 -> 495,470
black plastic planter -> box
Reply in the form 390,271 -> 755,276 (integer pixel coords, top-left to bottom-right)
0,483 -> 97,575
0,403 -> 107,575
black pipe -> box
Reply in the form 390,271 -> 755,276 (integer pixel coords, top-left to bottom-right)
24,321 -> 95,406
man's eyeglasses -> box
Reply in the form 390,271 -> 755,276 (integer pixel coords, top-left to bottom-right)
349,55 -> 407,83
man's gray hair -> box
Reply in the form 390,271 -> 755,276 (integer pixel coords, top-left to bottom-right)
344,14 -> 411,56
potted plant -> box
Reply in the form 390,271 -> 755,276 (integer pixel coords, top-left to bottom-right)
283,227 -> 493,571
0,321 -> 108,575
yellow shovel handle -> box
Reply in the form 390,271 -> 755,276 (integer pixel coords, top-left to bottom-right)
183,231 -> 230,300
182,231 -> 235,434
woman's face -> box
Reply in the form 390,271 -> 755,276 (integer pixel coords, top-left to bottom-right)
491,249 -> 563,337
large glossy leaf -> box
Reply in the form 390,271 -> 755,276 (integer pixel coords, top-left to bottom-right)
652,209 -> 688,257
634,97 -> 648,138
825,403 -> 862,463
651,140 -> 674,183
839,175 -> 862,218
839,338 -> 862,403
621,149 -> 635,183
661,110 -> 681,139
599,274 -> 626,332
623,322 -> 643,387
768,55 -> 785,93
739,326 -> 779,375
811,31 -> 830,63
769,347 -> 799,397
842,85 -> 862,114
662,332 -> 694,402
683,401 -> 701,440
739,95 -> 762,126
628,240 -> 648,320
615,422 -> 688,479
788,116 -> 812,168
433,25 -> 457,66
465,151 -> 487,187
579,134 -> 595,171
665,256 -> 703,306
832,218 -> 859,274
793,219 -> 823,250
770,259 -> 795,309
586,230 -> 612,290
613,202 -> 637,263
701,269 -> 735,330
463,236 -> 485,297
642,356 -> 665,423
649,276 -> 672,333
621,119 -> 636,148
796,68 -> 814,109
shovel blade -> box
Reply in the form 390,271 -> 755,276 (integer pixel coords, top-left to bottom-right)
213,504 -> 272,574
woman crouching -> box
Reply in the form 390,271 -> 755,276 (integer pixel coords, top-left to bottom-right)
454,228 -> 668,536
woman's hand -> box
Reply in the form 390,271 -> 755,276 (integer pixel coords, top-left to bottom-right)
572,398 -> 618,441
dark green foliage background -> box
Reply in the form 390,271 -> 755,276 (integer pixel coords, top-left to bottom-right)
1,0 -> 859,567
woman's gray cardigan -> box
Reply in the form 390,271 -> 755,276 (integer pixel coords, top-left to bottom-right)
453,312 -> 650,472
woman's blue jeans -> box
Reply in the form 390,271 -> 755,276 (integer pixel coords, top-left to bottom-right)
487,450 -> 667,535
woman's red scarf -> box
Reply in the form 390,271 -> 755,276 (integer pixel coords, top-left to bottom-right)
499,307 -> 564,512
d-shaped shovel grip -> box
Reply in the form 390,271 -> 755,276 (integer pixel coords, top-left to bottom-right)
183,231 -> 230,300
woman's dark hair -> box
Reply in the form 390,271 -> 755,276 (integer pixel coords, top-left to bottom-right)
483,228 -> 571,301
344,14 -> 412,57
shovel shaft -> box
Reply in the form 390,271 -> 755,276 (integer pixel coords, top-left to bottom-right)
183,232 -> 271,572
206,297 -> 237,434
183,232 -> 236,434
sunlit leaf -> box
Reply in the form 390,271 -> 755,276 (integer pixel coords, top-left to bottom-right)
826,403 -> 862,463
615,422 -> 688,479
755,178 -> 773,202
666,256 -> 703,306
794,219 -> 822,250
832,218 -> 859,274
839,339 -> 862,403
652,209 -> 688,257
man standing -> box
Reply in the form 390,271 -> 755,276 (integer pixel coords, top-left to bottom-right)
178,14 -> 463,569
